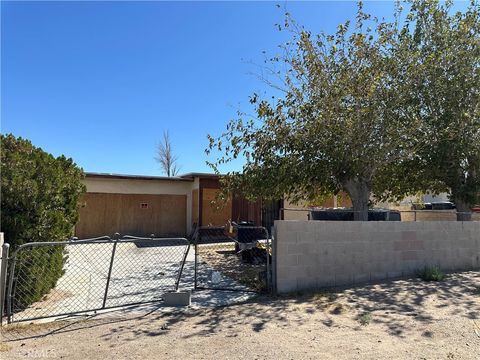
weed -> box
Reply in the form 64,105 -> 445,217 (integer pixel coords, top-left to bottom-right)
416,266 -> 446,281
0,342 -> 12,352
359,313 -> 372,326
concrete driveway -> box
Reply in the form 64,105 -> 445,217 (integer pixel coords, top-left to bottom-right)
10,240 -> 254,323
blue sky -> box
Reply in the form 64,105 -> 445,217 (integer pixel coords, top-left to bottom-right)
1,1 -> 462,176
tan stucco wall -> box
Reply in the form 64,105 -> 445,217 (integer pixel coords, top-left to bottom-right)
282,199 -> 310,221
283,193 -> 352,221
84,177 -> 194,195
274,220 -> 480,293
82,177 -> 195,233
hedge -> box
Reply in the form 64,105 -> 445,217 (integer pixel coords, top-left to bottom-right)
1,134 -> 85,310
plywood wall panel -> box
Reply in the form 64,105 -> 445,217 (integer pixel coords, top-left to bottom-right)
75,193 -> 186,238
201,188 -> 232,227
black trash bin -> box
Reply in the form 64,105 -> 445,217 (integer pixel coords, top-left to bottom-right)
310,208 -> 401,221
233,222 -> 267,253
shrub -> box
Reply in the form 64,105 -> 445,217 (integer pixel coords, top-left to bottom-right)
359,313 -> 372,326
417,266 -> 446,282
1,134 -> 85,310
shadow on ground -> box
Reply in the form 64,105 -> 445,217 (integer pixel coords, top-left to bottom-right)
2,271 -> 479,344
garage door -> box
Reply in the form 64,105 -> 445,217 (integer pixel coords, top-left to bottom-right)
75,193 -> 187,238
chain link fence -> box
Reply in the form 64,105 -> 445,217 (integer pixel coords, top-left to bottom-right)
1,235 -> 189,323
193,225 -> 272,292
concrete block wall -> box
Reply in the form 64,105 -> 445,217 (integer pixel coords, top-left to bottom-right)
274,221 -> 480,293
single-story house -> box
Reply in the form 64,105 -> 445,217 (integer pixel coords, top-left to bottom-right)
78,171 -> 477,239
75,172 -> 279,238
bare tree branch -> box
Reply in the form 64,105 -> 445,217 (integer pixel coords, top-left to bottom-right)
155,130 -> 180,177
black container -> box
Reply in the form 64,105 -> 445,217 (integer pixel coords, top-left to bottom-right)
236,226 -> 268,243
310,208 -> 401,221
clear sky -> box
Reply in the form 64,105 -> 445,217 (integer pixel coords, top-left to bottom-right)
1,1 -> 465,176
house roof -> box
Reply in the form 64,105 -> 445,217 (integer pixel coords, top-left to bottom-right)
85,172 -> 194,182
179,172 -> 222,179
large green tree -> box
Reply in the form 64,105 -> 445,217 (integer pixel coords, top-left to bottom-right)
407,0 -> 480,221
208,3 -> 419,220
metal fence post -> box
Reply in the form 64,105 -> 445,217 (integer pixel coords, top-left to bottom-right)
175,243 -> 190,291
6,251 -> 17,324
271,225 -> 277,295
0,243 -> 10,326
194,234 -> 198,290
266,230 -> 270,293
103,233 -> 119,309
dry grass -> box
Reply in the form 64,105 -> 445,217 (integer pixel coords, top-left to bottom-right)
197,244 -> 266,291
0,343 -> 12,352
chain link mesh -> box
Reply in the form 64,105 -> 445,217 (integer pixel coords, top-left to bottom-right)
194,225 -> 271,292
5,236 -> 189,323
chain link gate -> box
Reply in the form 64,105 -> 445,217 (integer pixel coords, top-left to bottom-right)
193,225 -> 272,292
1,234 -> 190,323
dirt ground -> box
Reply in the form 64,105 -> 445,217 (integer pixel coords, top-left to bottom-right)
197,243 -> 267,291
1,271 -> 479,360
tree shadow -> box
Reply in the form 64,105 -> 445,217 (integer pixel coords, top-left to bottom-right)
2,271 -> 478,345
344,271 -> 480,336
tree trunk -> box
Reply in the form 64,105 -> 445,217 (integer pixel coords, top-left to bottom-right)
344,180 -> 371,221
454,198 -> 472,221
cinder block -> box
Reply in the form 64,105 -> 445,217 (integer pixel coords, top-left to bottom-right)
163,290 -> 191,306
387,271 -> 402,279
287,244 -> 302,255
371,222 -> 388,232
370,271 -> 387,282
276,242 -> 289,255
286,221 -> 308,233
394,239 -> 408,251
297,276 -> 317,291
302,253 -> 319,266
323,221 -> 345,233
277,265 -> 292,278
402,231 -> 417,242
410,240 -> 425,251
282,255 -> 299,267
353,273 -> 370,285
304,265 -> 318,277
317,275 -> 335,288
277,277 -> 297,293
401,251 -> 418,261
403,260 -> 421,272
296,242 -> 315,255
274,221 -> 288,233
342,221 -> 361,232
471,255 -> 480,268
335,273 -> 353,287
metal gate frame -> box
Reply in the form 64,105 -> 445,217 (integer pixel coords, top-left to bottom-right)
193,225 -> 272,293
0,234 -> 190,324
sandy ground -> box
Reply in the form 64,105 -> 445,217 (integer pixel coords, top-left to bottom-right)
196,242 -> 267,291
1,271 -> 479,360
